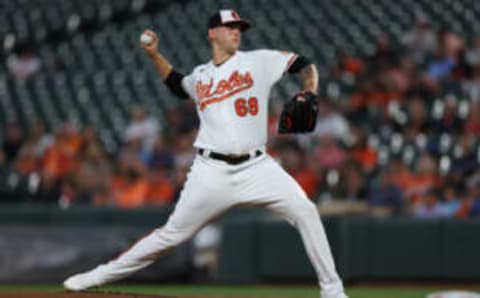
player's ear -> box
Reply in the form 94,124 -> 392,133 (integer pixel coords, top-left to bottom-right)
208,28 -> 216,41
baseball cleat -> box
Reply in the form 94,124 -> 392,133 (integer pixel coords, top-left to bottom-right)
63,271 -> 99,291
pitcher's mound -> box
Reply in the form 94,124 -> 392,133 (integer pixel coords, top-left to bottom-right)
0,292 -> 174,298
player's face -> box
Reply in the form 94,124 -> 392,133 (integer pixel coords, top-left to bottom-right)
210,23 -> 242,53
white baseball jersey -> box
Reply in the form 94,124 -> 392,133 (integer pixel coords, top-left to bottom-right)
181,50 -> 297,154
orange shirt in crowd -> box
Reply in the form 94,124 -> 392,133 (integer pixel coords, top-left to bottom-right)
15,155 -> 38,174
390,166 -> 414,190
402,174 -> 441,202
111,176 -> 149,209
42,145 -> 78,178
147,179 -> 175,205
291,168 -> 318,198
41,133 -> 83,178
455,203 -> 470,218
351,148 -> 378,172
349,91 -> 401,110
465,119 -> 480,135
343,57 -> 363,76
369,91 -> 401,107
59,133 -> 83,157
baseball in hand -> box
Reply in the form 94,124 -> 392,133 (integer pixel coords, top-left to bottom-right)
140,32 -> 153,45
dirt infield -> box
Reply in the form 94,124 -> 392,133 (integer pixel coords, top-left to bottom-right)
0,292 -> 257,298
0,292 -> 174,298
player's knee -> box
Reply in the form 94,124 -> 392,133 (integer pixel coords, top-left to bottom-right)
152,222 -> 195,247
292,199 -> 319,222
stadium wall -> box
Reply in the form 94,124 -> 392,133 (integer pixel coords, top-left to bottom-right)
1,206 -> 479,283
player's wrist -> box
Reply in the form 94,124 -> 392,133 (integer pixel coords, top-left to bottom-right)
301,89 -> 317,95
147,51 -> 159,59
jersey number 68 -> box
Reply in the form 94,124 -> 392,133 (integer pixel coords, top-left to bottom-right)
234,97 -> 258,117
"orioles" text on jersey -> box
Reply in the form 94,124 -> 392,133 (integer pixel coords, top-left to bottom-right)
196,71 -> 254,110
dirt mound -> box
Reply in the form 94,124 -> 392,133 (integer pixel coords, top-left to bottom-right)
0,292 -> 174,298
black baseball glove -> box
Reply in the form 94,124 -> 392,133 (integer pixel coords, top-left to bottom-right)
278,91 -> 318,134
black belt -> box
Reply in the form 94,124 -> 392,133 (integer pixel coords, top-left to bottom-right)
198,148 -> 263,165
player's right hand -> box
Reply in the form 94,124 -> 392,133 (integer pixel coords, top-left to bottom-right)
140,30 -> 159,57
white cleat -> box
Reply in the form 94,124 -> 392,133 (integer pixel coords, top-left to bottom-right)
321,294 -> 349,298
63,271 -> 100,291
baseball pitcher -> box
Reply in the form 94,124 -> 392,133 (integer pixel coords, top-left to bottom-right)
63,9 -> 348,298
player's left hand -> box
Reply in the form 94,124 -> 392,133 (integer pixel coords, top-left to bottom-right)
277,91 -> 318,134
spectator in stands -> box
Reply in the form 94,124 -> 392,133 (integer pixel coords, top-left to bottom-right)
349,128 -> 378,172
69,127 -> 112,205
336,50 -> 364,77
403,153 -> 441,202
358,75 -> 400,109
431,95 -> 464,135
14,139 -> 38,175
401,15 -> 438,63
110,151 -> 149,209
278,141 -> 319,198
368,33 -> 397,72
470,197 -> 480,216
426,47 -> 456,82
80,126 -> 106,162
166,102 -> 199,134
305,97 -> 351,144
140,136 -> 174,170
439,184 -> 461,216
6,48 -> 41,80
387,56 -> 416,95
455,194 -> 474,218
461,60 -> 480,101
439,28 -> 465,61
41,122 -> 82,180
342,161 -> 367,201
413,188 -> 448,218
450,133 -> 478,177
322,98 -> 352,140
315,135 -> 347,170
172,131 -> 196,169
452,48 -> 473,80
28,121 -> 53,158
388,158 -> 414,193
464,101 -> 480,135
2,122 -> 24,165
146,166 -> 175,206
34,122 -> 83,204
367,166 -> 403,216
403,96 -> 430,138
466,36 -> 480,67
456,175 -> 480,217
124,105 -> 160,150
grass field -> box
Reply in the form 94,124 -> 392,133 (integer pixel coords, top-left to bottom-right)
1,284 -> 480,298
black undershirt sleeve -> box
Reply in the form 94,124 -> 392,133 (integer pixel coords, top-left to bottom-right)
165,69 -> 190,99
287,55 -> 312,74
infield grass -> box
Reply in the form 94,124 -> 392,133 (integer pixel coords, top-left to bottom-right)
0,284 -> 479,298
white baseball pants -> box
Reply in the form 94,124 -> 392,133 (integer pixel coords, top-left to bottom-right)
87,153 -> 345,297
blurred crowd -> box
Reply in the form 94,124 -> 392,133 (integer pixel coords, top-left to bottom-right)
0,103 -> 199,209
2,16 -> 480,218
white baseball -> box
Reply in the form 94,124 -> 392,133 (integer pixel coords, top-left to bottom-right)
140,33 -> 153,45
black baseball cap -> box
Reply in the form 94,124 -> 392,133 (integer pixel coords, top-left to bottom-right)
208,9 -> 250,31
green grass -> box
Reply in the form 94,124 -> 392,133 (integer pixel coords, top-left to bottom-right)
0,284 -> 479,298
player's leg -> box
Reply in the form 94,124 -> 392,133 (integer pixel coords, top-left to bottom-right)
64,156 -> 234,291
236,156 -> 347,298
